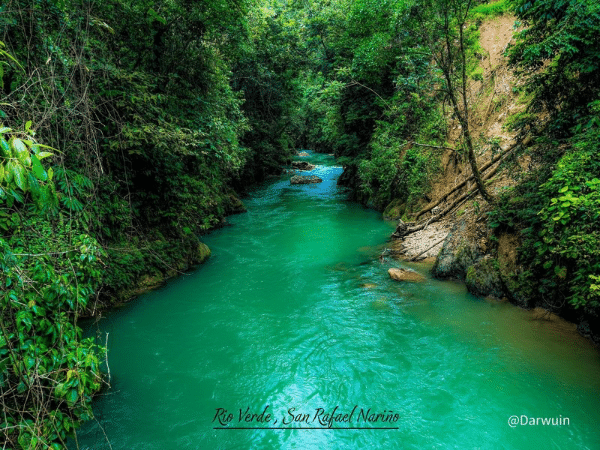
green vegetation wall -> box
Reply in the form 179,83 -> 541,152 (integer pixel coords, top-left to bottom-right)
0,0 -> 296,447
490,0 -> 600,330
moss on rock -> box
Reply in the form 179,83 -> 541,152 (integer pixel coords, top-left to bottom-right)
465,256 -> 505,298
383,199 -> 406,220
196,242 -> 212,264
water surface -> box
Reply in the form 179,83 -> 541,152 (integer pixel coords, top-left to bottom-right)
75,152 -> 600,449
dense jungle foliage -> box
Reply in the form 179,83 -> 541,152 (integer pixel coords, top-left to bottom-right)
0,0 -> 598,447
489,0 -> 600,326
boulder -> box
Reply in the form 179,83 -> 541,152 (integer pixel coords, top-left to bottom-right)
290,175 -> 322,185
465,255 -> 504,298
297,151 -> 310,157
431,221 -> 479,279
388,268 -> 425,283
196,242 -> 212,264
291,161 -> 316,171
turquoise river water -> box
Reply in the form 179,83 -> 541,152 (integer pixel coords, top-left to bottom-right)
74,152 -> 600,449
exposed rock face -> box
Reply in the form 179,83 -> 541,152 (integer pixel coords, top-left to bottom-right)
290,175 -> 322,185
465,255 -> 505,298
388,268 -> 426,282
291,161 -> 316,171
432,222 -> 512,300
431,221 -> 480,279
496,233 -> 528,305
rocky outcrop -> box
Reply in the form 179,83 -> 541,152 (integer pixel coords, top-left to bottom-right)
291,175 -> 322,184
431,221 -> 480,279
465,255 -> 505,298
388,268 -> 426,282
496,233 -> 528,305
110,237 -> 212,305
383,199 -> 405,220
196,242 -> 212,264
432,220 -> 508,299
225,193 -> 246,214
291,161 -> 316,171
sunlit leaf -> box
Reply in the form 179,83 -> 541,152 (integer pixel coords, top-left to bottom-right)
31,154 -> 47,181
12,163 -> 28,191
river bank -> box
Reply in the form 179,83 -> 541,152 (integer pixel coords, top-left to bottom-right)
384,202 -> 600,347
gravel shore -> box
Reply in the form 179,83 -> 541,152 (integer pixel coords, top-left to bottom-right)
387,221 -> 451,261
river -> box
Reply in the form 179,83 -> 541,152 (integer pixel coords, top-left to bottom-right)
74,152 -> 600,449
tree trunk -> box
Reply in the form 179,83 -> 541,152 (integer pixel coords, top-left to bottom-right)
458,21 -> 493,203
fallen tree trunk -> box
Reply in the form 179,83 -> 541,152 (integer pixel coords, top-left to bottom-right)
393,188 -> 475,238
392,136 -> 532,240
414,138 -> 526,219
393,155 -> 508,239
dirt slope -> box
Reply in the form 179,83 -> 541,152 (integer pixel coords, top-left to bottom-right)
391,13 -> 524,262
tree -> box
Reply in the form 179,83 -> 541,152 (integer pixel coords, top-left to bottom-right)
422,0 -> 493,202
508,0 -> 600,136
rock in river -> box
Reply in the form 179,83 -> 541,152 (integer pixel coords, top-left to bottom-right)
291,161 -> 316,171
388,268 -> 425,283
291,175 -> 322,185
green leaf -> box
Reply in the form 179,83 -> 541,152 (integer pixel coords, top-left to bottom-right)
27,172 -> 40,196
12,163 -> 27,191
31,154 -> 47,181
554,266 -> 567,278
0,127 -> 11,134
54,382 -> 67,398
4,160 -> 14,182
66,388 -> 79,405
25,357 -> 36,370
148,8 -> 167,25
0,138 -> 10,156
37,151 -> 53,160
11,138 -> 30,165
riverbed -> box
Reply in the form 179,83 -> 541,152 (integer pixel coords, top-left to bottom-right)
74,152 -> 600,449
